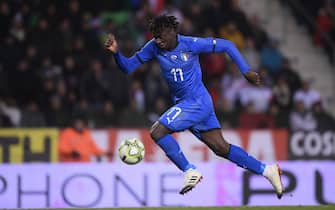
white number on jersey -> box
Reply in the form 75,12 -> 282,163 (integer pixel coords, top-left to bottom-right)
166,107 -> 182,124
171,68 -> 184,82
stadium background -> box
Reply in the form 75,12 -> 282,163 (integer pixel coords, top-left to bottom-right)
0,0 -> 335,208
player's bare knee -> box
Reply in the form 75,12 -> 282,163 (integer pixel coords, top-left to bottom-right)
150,122 -> 159,140
150,121 -> 166,141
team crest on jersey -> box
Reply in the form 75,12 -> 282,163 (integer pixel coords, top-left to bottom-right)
170,55 -> 177,60
180,52 -> 189,61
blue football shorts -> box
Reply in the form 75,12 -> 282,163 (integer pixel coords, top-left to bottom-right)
159,91 -> 221,139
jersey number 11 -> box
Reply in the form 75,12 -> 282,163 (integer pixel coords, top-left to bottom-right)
171,68 -> 184,82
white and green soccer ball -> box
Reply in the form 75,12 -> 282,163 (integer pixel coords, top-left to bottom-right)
118,138 -> 145,164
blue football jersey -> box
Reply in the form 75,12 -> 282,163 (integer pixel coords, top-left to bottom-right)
113,34 -> 250,102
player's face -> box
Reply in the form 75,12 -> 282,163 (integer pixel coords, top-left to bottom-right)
153,28 -> 177,50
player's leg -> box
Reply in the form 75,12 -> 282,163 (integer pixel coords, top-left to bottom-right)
198,128 -> 283,198
151,101 -> 207,194
150,121 -> 195,172
150,120 -> 202,195
199,128 -> 265,173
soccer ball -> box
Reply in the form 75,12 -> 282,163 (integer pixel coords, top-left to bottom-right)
118,138 -> 145,164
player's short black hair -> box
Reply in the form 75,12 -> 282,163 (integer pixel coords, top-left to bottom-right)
148,14 -> 179,36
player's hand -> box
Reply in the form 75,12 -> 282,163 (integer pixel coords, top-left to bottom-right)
244,71 -> 261,86
104,33 -> 118,53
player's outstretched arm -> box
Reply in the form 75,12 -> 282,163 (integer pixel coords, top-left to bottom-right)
192,37 -> 252,75
104,33 -> 154,74
208,38 -> 261,86
211,39 -> 262,86
105,33 -> 135,74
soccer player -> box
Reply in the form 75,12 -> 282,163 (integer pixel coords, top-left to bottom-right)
105,15 -> 283,198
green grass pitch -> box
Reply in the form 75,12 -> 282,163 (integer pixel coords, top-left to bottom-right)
34,206 -> 335,210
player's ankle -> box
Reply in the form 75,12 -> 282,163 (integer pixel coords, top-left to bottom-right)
262,164 -> 269,177
184,164 -> 196,171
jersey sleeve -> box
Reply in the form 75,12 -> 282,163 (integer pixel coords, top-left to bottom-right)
192,37 -> 251,74
113,39 -> 155,74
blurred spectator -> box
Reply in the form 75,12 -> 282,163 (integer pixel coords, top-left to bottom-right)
312,101 -> 335,131
130,80 -> 145,112
160,0 -> 183,22
243,38 -> 260,70
80,59 -> 113,107
28,18 -> 54,56
10,13 -> 26,42
10,59 -> 39,105
314,8 -> 333,46
0,98 -> 21,127
20,101 -> 46,127
66,0 -> 82,29
63,55 -> 81,93
249,14 -> 269,50
72,37 -> 90,69
136,1 -> 154,27
219,22 -> 245,50
58,114 -> 109,162
73,99 -> 95,124
268,103 -> 288,128
208,78 -> 223,107
45,95 -> 68,127
183,2 -> 205,35
38,78 -> 55,113
215,99 -> 237,129
0,1 -> 11,38
39,57 -> 62,82
228,0 -> 253,37
272,76 -> 292,112
314,7 -> 334,64
26,45 -> 39,67
278,58 -> 302,94
260,39 -> 284,77
55,80 -> 69,109
239,102 -> 274,128
94,100 -> 118,128
287,1 -> 334,65
147,97 -> 168,123
293,79 -> 321,110
105,60 -> 129,108
221,63 -> 248,111
290,100 -> 316,131
201,0 -> 227,33
145,63 -> 170,107
179,17 -> 195,37
119,99 -> 150,127
57,18 -> 74,54
201,53 -> 226,83
239,85 -> 273,113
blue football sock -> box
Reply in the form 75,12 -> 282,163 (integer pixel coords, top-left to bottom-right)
156,135 -> 195,172
227,144 -> 265,174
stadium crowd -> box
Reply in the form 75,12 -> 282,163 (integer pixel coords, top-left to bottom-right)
0,0 -> 334,131
284,0 -> 335,64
